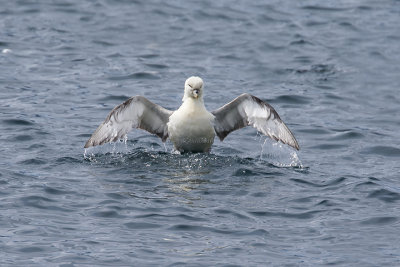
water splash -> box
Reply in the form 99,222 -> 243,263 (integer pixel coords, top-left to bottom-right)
83,135 -> 303,169
83,148 -> 96,162
83,139 -> 131,163
259,137 -> 303,168
163,142 -> 168,153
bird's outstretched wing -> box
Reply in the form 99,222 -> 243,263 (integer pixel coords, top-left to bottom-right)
84,96 -> 173,148
212,93 -> 299,150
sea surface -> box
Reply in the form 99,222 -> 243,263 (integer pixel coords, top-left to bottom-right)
1,0 -> 400,266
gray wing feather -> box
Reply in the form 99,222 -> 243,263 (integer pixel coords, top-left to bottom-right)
212,93 -> 299,150
84,96 -> 172,148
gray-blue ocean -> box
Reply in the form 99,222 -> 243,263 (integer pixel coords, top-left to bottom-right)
1,0 -> 400,266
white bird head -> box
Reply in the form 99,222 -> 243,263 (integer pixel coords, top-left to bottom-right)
183,76 -> 204,101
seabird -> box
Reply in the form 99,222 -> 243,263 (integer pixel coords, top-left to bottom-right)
84,76 -> 299,152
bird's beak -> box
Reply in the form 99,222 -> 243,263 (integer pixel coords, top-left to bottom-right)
193,89 -> 199,98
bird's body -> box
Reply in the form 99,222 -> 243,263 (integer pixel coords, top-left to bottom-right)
84,77 -> 299,153
168,98 -> 215,152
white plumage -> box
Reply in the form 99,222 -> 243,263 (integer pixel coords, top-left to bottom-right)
167,97 -> 215,152
84,76 -> 299,152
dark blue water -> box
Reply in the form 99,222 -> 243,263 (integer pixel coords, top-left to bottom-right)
1,0 -> 400,266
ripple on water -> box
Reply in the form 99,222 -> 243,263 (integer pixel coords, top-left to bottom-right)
213,209 -> 250,220
293,64 -> 337,75
331,130 -> 364,140
233,168 -> 258,177
135,213 -> 207,222
13,135 -> 34,141
105,192 -> 129,200
298,127 -> 331,135
249,210 -> 322,220
368,189 -> 400,203
270,95 -> 311,105
3,119 -> 34,126
124,222 -> 163,229
19,158 -> 46,165
360,216 -> 398,226
108,72 -> 160,81
301,5 -> 351,12
54,156 -> 82,164
18,247 -> 45,253
98,95 -> 130,102
167,224 -> 236,235
291,176 -> 347,188
315,199 -> 340,207
353,179 -> 381,193
144,63 -> 169,69
92,210 -> 125,219
361,145 -> 400,157
20,195 -> 72,212
43,186 -> 71,195
310,143 -> 347,150
137,53 -> 160,59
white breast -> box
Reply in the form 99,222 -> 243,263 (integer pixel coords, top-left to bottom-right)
167,99 -> 215,152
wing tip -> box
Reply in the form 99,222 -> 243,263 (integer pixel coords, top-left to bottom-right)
286,131 -> 300,151
293,142 -> 300,151
287,135 -> 300,151
84,138 -> 94,148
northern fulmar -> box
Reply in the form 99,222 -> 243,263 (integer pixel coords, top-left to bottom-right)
84,76 -> 299,152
